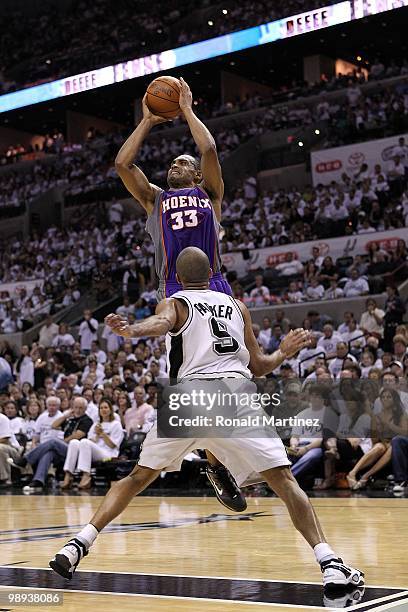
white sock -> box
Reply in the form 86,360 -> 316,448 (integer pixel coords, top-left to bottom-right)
76,524 -> 99,548
314,542 -> 337,564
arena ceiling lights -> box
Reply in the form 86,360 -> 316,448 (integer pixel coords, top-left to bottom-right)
0,0 -> 406,114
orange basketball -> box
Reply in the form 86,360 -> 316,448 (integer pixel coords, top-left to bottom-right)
146,76 -> 180,119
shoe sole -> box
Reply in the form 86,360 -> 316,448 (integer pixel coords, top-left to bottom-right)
206,471 -> 247,513
49,555 -> 73,580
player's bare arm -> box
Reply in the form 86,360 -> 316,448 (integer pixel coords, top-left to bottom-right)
115,96 -> 168,214
179,77 -> 223,221
105,298 -> 188,338
238,301 -> 310,376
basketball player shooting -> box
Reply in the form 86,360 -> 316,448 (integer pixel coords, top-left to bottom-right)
50,248 -> 364,593
115,77 -> 245,511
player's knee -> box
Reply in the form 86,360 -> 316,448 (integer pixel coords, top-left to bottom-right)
262,466 -> 297,494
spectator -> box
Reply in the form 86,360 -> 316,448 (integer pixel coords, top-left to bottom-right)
305,277 -> 324,301
258,317 -> 272,351
317,257 -> 339,289
52,324 -> 75,349
78,310 -> 99,355
62,398 -> 124,489
317,324 -> 343,358
15,345 -> 34,388
275,253 -> 304,277
383,286 -> 406,351
343,268 -> 369,297
123,386 -> 155,435
267,324 -> 285,354
38,315 -> 59,348
359,298 -> 385,339
122,261 -> 145,302
0,411 -> 21,487
391,436 -> 408,493
249,275 -> 270,306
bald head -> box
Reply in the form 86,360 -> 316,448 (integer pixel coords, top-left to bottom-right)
176,247 -> 211,285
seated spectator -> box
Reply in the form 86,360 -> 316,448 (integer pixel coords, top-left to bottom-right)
341,319 -> 366,352
4,401 -> 25,435
62,398 -> 124,489
249,275 -> 270,306
359,299 -> 385,339
9,396 -> 64,491
325,279 -> 344,300
305,277 -> 324,301
317,390 -> 371,490
0,411 -> 21,487
392,334 -> 407,363
347,388 -> 408,490
317,324 -> 343,358
317,257 -> 339,289
267,324 -> 285,354
123,386 -> 155,436
289,385 -> 327,484
328,342 -> 356,379
52,324 -> 75,349
286,281 -> 304,303
258,317 -> 272,351
275,253 -> 304,277
343,268 -> 369,297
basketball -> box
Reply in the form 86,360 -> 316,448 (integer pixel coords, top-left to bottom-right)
146,76 -> 181,118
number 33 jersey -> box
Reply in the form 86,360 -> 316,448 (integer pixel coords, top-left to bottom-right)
146,186 -> 222,289
165,289 -> 251,381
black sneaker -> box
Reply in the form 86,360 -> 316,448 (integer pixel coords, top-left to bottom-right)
7,455 -> 28,470
22,480 -> 43,493
49,538 -> 89,580
206,464 -> 247,512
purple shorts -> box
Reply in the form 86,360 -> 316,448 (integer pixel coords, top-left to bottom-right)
159,272 -> 232,299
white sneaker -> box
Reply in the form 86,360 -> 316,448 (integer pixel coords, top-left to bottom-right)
49,538 -> 88,580
393,481 -> 407,493
321,558 -> 364,588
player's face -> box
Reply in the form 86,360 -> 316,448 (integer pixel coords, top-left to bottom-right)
168,156 -> 199,188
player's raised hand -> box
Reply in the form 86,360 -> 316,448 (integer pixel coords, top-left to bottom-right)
105,314 -> 133,338
142,94 -> 171,126
179,77 -> 193,112
280,329 -> 311,359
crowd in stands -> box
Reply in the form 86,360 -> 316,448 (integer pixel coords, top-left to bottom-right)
1,0 -> 356,93
0,131 -> 66,166
0,298 -> 406,494
1,73 -> 407,217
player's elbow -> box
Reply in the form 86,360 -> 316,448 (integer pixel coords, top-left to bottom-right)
114,158 -> 129,174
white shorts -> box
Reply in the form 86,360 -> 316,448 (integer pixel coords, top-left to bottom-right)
138,423 -> 291,487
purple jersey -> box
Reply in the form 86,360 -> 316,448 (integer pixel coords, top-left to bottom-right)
146,185 -> 231,299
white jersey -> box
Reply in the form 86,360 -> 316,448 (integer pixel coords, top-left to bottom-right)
165,289 -> 251,381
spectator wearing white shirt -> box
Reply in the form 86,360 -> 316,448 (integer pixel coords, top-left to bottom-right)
341,319 -> 366,351
317,324 -> 343,358
0,412 -> 21,486
15,345 -> 34,387
32,396 -> 64,446
287,281 -> 304,303
244,175 -> 257,201
328,343 -> 357,379
249,275 -> 270,306
337,311 -> 355,335
343,268 -> 369,298
52,323 -> 75,349
63,398 -> 124,489
116,297 -> 135,318
1,311 -> 23,334
38,315 -> 59,347
4,401 -> 25,435
258,317 -> 272,351
90,340 -> 107,364
102,324 -> 121,353
298,335 -> 326,376
325,279 -> 344,300
306,277 -> 324,301
78,309 -> 99,354
275,252 -> 304,277
360,298 -> 385,338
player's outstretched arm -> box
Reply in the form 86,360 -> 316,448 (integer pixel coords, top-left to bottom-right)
115,95 -> 168,214
179,78 -> 223,221
105,298 -> 187,338
238,301 -> 310,376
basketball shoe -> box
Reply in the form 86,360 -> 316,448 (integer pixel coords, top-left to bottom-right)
49,538 -> 88,580
206,464 -> 247,512
321,558 -> 364,589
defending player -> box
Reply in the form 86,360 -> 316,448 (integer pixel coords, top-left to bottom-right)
115,78 -> 241,510
50,248 -> 364,592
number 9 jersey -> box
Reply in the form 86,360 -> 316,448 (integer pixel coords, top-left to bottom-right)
146,186 -> 231,300
166,289 -> 251,382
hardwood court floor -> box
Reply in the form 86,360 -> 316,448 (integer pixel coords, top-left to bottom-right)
0,494 -> 407,611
